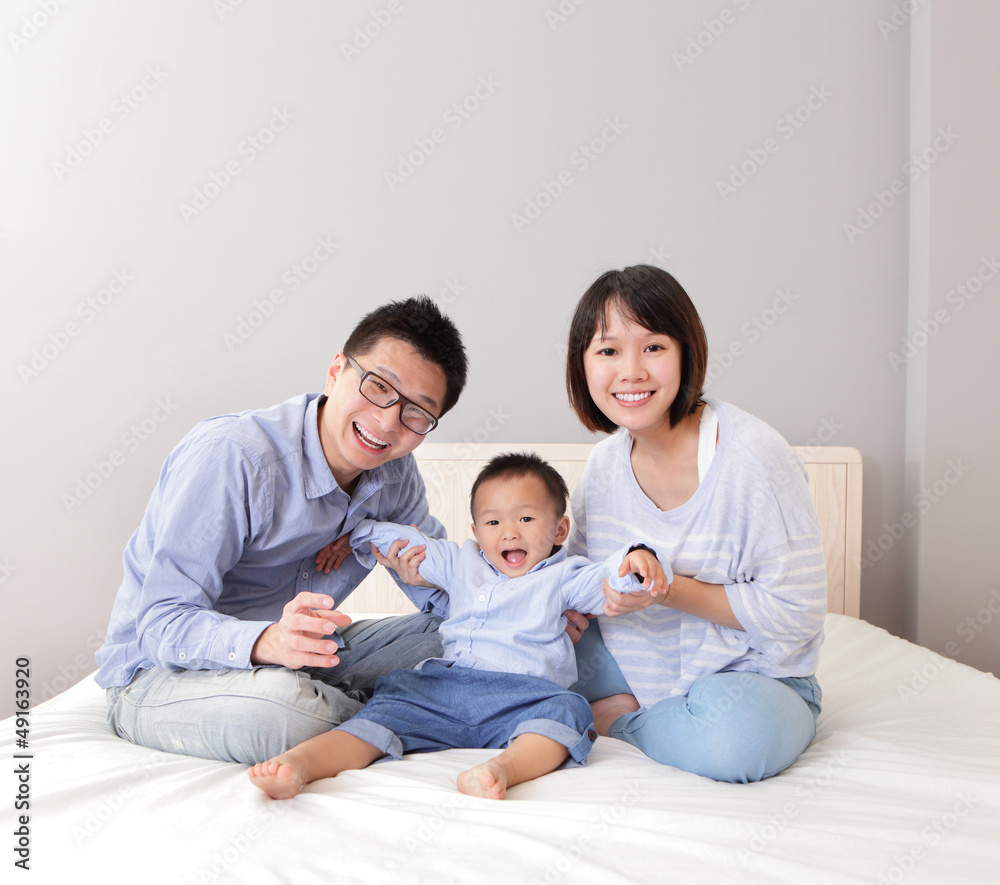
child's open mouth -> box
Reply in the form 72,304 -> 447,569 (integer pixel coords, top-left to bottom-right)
502,548 -> 527,567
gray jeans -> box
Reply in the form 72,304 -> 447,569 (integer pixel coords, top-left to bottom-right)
105,612 -> 443,764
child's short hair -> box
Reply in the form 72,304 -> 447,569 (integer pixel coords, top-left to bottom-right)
470,452 -> 569,520
344,295 -> 468,417
565,264 -> 708,433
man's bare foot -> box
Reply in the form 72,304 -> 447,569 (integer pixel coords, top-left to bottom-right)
591,693 -> 640,736
457,759 -> 508,800
248,758 -> 305,800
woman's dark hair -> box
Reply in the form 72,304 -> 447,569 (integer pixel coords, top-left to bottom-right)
565,265 -> 708,433
470,452 -> 569,520
344,295 -> 468,417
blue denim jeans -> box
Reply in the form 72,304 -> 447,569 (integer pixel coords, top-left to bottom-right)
339,660 -> 596,764
105,613 -> 443,764
570,618 -> 822,783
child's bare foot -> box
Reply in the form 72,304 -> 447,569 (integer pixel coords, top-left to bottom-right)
591,693 -> 640,736
248,758 -> 305,800
457,759 -> 508,800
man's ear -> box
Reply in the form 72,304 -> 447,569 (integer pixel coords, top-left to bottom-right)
324,353 -> 348,396
554,514 -> 570,546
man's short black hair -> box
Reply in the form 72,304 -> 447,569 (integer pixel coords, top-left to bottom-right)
470,452 -> 569,520
344,295 -> 468,417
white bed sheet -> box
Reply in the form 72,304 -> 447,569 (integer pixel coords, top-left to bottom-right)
3,614 -> 999,885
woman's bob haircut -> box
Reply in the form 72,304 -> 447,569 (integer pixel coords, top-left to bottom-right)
566,264 -> 708,434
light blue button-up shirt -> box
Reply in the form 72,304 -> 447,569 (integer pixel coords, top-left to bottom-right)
351,520 -> 639,689
95,394 -> 447,689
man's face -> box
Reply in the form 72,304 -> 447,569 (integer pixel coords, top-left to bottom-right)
471,474 -> 570,578
318,337 -> 447,489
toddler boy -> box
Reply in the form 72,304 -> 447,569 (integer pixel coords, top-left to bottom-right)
248,452 -> 665,800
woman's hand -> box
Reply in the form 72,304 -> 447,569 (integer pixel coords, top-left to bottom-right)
603,549 -> 672,616
602,579 -> 662,616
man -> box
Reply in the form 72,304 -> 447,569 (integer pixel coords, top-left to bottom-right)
96,296 -> 468,763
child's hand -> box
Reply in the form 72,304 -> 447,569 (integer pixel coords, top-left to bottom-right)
619,548 -> 670,598
315,533 -> 352,574
603,549 -> 673,617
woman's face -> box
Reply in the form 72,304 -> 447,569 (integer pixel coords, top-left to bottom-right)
583,306 -> 683,437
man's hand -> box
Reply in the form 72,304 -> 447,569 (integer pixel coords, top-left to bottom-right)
563,609 -> 592,644
251,591 -> 353,668
371,532 -> 434,589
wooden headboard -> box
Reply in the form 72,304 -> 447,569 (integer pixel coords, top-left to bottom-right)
340,443 -> 863,619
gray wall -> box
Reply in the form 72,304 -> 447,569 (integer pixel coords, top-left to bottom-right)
2,1 -> 995,717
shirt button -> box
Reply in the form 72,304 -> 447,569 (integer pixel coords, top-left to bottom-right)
478,594 -> 486,602
302,572 -> 309,579
179,652 -> 187,660
228,652 -> 236,661
588,729 -> 597,741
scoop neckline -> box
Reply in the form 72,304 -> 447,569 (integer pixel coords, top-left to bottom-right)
619,398 -> 727,516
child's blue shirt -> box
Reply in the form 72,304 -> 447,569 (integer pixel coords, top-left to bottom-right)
351,520 -> 639,689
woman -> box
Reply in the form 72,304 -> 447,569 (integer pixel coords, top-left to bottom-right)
565,264 -> 825,783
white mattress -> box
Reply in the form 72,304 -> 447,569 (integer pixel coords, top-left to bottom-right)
3,614 -> 999,884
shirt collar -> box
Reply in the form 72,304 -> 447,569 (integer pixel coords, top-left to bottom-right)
301,394 -> 407,500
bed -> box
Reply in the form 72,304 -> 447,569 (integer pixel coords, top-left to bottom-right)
4,444 -> 999,884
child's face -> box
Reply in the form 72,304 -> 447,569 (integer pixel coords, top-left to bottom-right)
471,474 -> 570,578
583,306 -> 682,437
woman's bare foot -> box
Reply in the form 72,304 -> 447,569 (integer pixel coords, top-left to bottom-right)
457,759 -> 508,800
248,758 -> 305,800
591,693 -> 640,736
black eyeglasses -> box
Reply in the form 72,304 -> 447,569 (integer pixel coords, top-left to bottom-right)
345,356 -> 439,435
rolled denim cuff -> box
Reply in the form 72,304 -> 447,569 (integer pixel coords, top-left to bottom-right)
335,717 -> 404,760
509,717 -> 596,767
